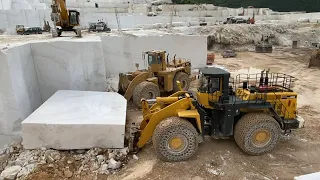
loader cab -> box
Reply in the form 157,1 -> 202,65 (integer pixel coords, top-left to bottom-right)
143,50 -> 166,73
69,10 -> 80,26
197,67 -> 230,108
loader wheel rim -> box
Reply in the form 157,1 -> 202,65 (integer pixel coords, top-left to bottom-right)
148,92 -> 154,99
167,135 -> 188,153
181,80 -> 187,89
252,129 -> 271,147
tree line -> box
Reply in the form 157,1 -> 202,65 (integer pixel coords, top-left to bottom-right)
172,0 -> 320,13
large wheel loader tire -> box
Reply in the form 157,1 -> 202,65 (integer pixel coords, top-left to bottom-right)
132,81 -> 160,108
234,113 -> 281,155
152,117 -> 198,162
173,72 -> 190,92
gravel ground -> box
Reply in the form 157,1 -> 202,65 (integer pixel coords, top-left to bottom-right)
109,48 -> 320,180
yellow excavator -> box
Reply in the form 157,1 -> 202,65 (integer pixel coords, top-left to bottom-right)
51,0 -> 81,37
129,67 -> 305,162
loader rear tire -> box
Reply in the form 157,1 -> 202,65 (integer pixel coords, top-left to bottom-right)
173,72 -> 190,92
234,113 -> 281,155
152,117 -> 198,162
133,81 -> 160,108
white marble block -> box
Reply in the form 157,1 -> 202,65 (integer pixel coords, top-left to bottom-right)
22,90 -> 127,149
0,44 -> 42,134
101,34 -> 207,75
31,39 -> 107,102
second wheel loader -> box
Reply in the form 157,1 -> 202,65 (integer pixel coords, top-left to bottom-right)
129,67 -> 305,162
118,50 -> 194,107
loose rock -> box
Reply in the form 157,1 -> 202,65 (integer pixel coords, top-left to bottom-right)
99,164 -> 110,175
76,149 -> 85,154
120,147 -> 128,156
108,152 -> 115,159
64,170 -> 73,178
67,159 -> 74,164
17,164 -> 36,178
108,158 -> 121,170
96,155 -> 105,164
133,154 -> 139,160
90,162 -> 100,171
45,150 -> 60,163
0,165 -> 21,180
0,143 -> 129,179
0,149 -> 6,156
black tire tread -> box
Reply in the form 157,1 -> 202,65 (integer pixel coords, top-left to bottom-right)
173,72 -> 190,92
132,81 -> 160,108
152,117 -> 198,162
234,113 -> 280,155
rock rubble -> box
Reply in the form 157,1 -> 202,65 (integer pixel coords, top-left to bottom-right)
0,143 -> 130,179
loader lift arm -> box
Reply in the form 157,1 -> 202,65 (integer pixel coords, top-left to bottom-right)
136,90 -> 202,149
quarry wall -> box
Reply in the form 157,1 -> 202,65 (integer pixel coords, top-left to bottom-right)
0,0 -> 319,34
0,43 -> 42,135
1,8 -> 320,34
0,9 -> 52,34
0,34 -> 206,135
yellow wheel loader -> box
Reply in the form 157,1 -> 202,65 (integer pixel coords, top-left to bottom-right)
129,67 -> 305,162
119,50 -> 195,107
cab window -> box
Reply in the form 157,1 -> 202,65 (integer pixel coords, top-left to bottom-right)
158,55 -> 162,63
198,74 -> 208,92
70,12 -> 78,24
198,74 -> 220,93
148,55 -> 156,66
208,78 -> 220,93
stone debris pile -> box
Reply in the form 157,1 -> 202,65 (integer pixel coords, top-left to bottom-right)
0,143 -> 131,180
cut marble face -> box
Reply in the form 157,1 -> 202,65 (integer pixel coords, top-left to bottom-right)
22,90 -> 126,149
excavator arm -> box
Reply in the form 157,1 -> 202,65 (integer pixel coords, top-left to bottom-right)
52,0 -> 69,27
51,0 -> 81,37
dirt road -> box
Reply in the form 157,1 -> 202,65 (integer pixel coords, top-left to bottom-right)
109,48 -> 320,180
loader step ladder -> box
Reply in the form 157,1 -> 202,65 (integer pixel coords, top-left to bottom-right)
268,91 -> 295,129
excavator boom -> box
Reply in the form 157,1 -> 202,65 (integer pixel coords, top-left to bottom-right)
52,0 -> 69,27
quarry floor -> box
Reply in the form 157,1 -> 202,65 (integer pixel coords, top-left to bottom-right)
16,48 -> 320,179
109,48 -> 320,180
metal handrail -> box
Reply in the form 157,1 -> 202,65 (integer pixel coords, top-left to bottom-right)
205,72 -> 296,115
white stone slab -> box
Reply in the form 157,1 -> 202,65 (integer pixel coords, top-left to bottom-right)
294,172 -> 320,180
0,44 -> 41,134
101,34 -> 207,75
31,39 -> 107,102
22,90 -> 126,150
